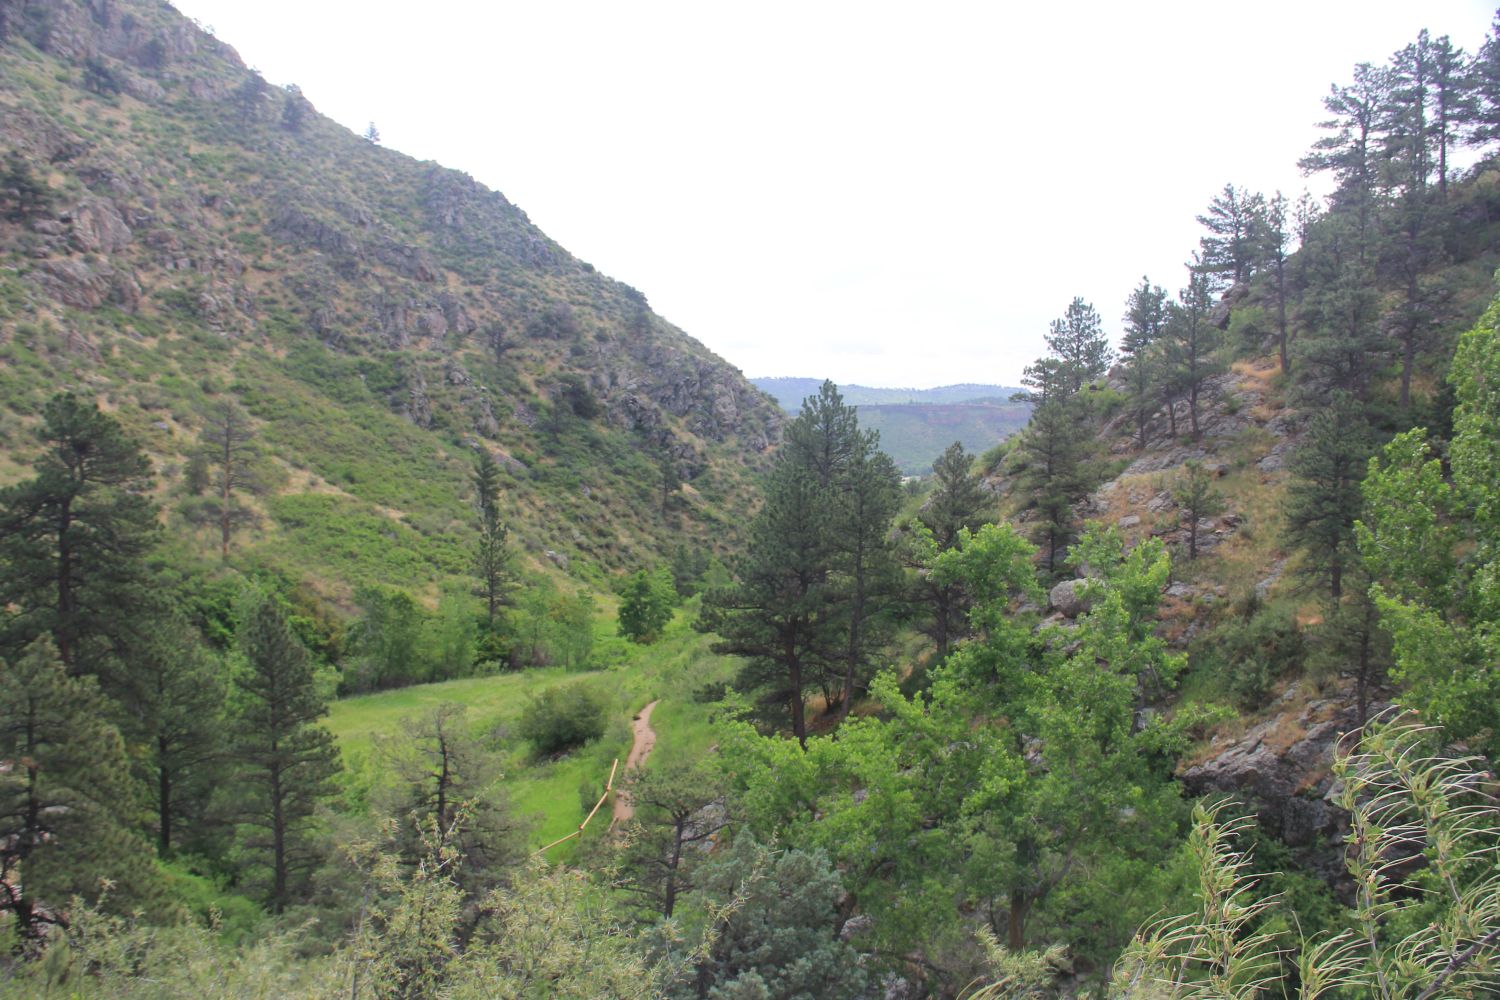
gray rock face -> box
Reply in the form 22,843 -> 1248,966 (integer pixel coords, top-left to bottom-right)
69,197 -> 133,253
1048,578 -> 1094,618
1182,698 -> 1383,879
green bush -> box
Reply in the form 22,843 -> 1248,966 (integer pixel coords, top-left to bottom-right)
519,682 -> 607,756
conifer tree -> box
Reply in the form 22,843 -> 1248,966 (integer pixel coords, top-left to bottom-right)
1162,265 -> 1224,440
1285,394 -> 1372,601
1015,395 -> 1090,574
198,399 -> 261,561
1300,62 -> 1391,246
135,618 -> 227,856
0,639 -> 168,940
1196,183 -> 1265,288
911,442 -> 991,660
377,703 -> 524,899
828,441 -> 901,719
1121,277 -> 1169,445
228,591 -> 341,913
1258,193 -> 1294,374
472,451 -> 517,630
1044,298 -> 1112,395
1172,461 -> 1224,561
0,394 -> 159,688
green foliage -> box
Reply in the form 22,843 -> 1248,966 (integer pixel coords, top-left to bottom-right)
1172,461 -> 1225,560
1108,716 -> 1500,998
1359,293 -> 1500,755
676,834 -> 870,1000
225,590 -> 342,913
1285,393 -> 1372,601
0,393 -> 160,685
518,681 -> 607,756
618,567 -> 678,644
0,639 -> 173,941
345,585 -> 428,692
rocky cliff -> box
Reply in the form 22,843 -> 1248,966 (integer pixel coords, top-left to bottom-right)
0,0 -> 781,592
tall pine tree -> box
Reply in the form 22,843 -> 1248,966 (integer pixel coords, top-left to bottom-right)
227,591 -> 341,913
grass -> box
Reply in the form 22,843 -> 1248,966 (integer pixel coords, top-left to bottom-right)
326,604 -> 739,862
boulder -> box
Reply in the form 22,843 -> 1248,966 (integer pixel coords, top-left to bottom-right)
1048,578 -> 1094,618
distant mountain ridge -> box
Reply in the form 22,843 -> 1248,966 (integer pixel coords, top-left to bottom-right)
753,377 -> 1022,411
752,378 -> 1030,474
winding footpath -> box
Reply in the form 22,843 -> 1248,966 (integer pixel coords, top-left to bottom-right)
611,700 -> 660,825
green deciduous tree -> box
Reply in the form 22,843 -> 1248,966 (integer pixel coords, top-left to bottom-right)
227,591 -> 341,913
1358,295 -> 1500,756
617,567 -> 678,644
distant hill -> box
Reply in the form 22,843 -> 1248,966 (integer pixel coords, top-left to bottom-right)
751,378 -> 1029,474
753,377 -> 1021,410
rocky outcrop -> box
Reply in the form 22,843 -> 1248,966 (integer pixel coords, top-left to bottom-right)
1182,694 -> 1382,880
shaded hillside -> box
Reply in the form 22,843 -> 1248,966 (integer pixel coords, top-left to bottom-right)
0,0 -> 781,598
855,401 -> 1030,475
753,377 -> 1029,473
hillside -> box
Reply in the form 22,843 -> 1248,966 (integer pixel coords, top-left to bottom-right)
753,377 -> 1030,473
0,0 -> 781,600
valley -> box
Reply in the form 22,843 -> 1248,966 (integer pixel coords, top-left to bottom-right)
2,1 -> 1500,997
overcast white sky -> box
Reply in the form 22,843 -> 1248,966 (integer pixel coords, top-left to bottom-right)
171,1 -> 1497,388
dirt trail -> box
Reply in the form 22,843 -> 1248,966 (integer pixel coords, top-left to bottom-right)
612,700 -> 660,825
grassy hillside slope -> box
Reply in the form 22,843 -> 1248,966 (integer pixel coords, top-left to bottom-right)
0,0 -> 781,602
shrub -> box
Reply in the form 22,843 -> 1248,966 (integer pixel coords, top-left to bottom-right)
519,682 -> 606,756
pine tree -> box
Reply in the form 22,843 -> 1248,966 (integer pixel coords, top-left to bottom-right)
1044,298 -> 1112,395
228,591 -> 341,913
1196,183 -> 1265,288
1162,264 -> 1224,440
472,451 -> 517,630
0,394 -> 159,687
1121,277 -> 1169,445
1285,394 -> 1372,601
827,442 -> 901,719
1172,461 -> 1224,561
1300,62 -> 1391,246
616,758 -> 727,920
0,639 -> 168,940
134,618 -> 226,856
1015,395 -> 1091,574
198,399 -> 261,561
911,442 -> 991,659
377,703 -> 524,899
1258,193 -> 1294,374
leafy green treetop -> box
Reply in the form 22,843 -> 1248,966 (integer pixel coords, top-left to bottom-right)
617,566 -> 677,644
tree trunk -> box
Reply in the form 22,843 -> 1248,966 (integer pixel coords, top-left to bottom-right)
158,737 -> 172,855
788,643 -> 807,750
1276,260 -> 1290,375
1007,889 -> 1029,952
